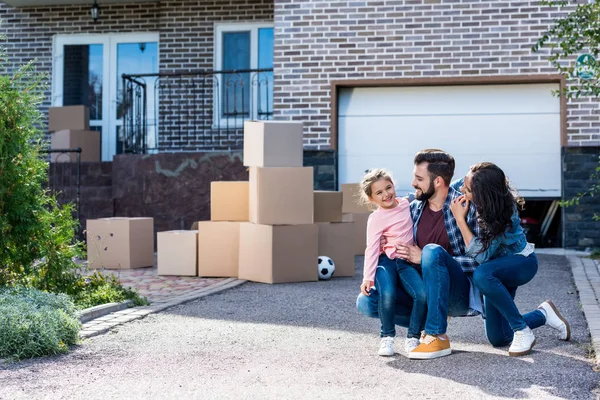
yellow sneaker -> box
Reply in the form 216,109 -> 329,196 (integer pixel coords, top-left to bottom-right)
408,334 -> 452,359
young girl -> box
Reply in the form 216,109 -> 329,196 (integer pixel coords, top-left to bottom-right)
359,168 -> 426,356
450,162 -> 570,356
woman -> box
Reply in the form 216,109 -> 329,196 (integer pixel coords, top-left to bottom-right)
450,162 -> 570,356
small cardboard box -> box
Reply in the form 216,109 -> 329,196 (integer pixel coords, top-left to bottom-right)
50,130 -> 101,162
314,191 -> 343,223
197,221 -> 240,277
243,120 -> 303,167
210,181 -> 249,221
317,222 -> 355,277
48,105 -> 90,132
249,167 -> 314,225
238,223 -> 318,284
157,230 -> 198,276
86,217 -> 154,269
342,212 -> 371,256
341,183 -> 372,214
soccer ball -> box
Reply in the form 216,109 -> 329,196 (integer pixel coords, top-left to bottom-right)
318,256 -> 335,280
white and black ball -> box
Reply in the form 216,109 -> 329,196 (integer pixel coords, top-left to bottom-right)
317,256 -> 335,280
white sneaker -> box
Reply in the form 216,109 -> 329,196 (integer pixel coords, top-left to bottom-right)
378,337 -> 395,356
538,300 -> 571,341
508,327 -> 536,357
405,337 -> 420,354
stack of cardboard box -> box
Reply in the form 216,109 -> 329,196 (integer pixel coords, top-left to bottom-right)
48,105 -> 100,162
238,120 -> 319,284
340,184 -> 373,256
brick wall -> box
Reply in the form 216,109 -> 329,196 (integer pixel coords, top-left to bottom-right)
0,0 -> 273,151
272,0 -> 600,149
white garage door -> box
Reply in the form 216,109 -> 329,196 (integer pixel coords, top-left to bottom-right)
337,84 -> 562,198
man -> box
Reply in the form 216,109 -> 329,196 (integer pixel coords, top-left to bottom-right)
356,149 -> 570,359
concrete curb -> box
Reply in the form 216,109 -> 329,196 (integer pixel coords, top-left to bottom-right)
79,278 -> 246,339
79,300 -> 133,323
567,256 -> 600,368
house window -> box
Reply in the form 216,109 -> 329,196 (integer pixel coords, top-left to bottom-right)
215,23 -> 274,123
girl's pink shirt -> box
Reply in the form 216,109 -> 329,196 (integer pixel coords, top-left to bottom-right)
362,197 -> 414,282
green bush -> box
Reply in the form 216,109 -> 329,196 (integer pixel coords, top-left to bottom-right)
0,287 -> 80,360
72,272 -> 149,309
0,32 -> 84,293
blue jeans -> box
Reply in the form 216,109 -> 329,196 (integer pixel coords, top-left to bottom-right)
421,244 -> 472,335
387,256 -> 426,338
356,258 -> 413,336
475,253 -> 546,346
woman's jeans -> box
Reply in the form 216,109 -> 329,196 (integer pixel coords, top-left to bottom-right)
474,253 -> 546,346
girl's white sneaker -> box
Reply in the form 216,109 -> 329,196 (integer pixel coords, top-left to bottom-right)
378,337 -> 395,356
405,337 -> 420,354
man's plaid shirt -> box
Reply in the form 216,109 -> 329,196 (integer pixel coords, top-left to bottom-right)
409,179 -> 481,273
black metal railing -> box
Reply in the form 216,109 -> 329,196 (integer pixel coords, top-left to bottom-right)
121,68 -> 274,154
40,148 -> 81,222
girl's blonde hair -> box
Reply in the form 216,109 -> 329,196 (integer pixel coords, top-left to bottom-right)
359,168 -> 394,206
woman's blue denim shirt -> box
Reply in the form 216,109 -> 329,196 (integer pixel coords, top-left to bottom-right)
466,206 -> 528,265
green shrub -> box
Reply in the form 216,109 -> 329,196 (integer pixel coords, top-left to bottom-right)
0,287 -> 80,360
72,272 -> 149,309
0,30 -> 84,293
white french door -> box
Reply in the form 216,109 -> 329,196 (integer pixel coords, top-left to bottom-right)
52,33 -> 159,161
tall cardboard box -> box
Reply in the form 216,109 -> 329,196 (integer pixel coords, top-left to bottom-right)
86,217 -> 154,269
249,167 -> 314,225
314,191 -> 343,223
341,183 -> 372,214
50,129 -> 101,162
48,105 -> 90,132
342,213 -> 371,256
210,181 -> 249,221
317,222 -> 355,277
238,223 -> 318,284
243,121 -> 303,167
197,221 -> 240,277
157,230 -> 198,276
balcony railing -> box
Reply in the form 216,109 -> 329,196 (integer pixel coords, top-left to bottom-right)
121,68 -> 274,154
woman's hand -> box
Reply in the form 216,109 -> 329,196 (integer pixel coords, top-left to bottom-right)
360,280 -> 374,296
450,195 -> 469,221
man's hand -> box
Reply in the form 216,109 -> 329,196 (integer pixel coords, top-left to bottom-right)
396,244 -> 422,265
360,280 -> 374,296
450,195 -> 469,221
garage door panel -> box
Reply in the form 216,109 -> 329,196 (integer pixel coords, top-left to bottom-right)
338,114 -> 560,157
339,84 -> 560,117
338,84 -> 562,199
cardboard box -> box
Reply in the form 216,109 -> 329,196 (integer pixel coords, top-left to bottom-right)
314,191 -> 343,223
238,223 -> 318,284
210,181 -> 249,221
243,121 -> 303,167
197,221 -> 240,277
342,212 -> 371,255
249,167 -> 314,225
317,222 -> 355,277
50,129 -> 100,162
157,230 -> 198,276
341,183 -> 372,214
48,105 -> 90,132
86,217 -> 154,269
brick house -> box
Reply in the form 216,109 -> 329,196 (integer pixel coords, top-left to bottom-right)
0,0 -> 598,248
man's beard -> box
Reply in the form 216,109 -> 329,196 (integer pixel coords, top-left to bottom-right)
415,180 -> 435,201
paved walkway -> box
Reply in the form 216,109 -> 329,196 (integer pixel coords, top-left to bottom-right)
568,255 -> 600,369
1,254 -> 597,399
80,264 -> 246,339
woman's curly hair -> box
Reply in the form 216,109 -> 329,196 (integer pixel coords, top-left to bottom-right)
470,162 -> 524,253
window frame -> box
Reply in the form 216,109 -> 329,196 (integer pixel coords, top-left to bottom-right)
214,22 -> 274,128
